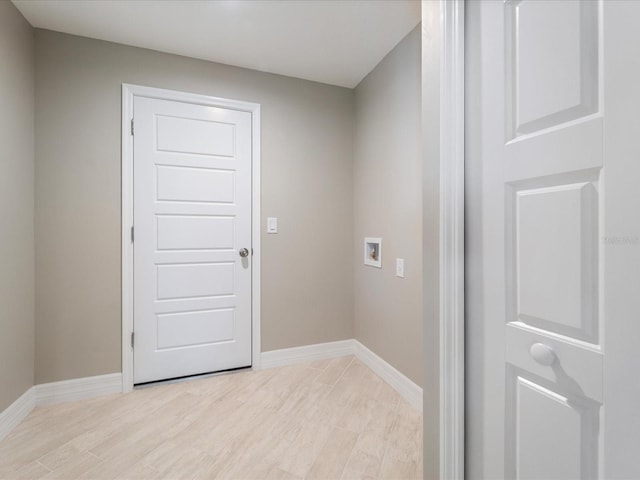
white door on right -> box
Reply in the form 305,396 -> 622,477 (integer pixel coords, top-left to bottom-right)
466,1 -> 640,478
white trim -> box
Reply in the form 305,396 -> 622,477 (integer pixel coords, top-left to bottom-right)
439,1 -> 465,479
0,339 -> 422,439
35,373 -> 123,407
0,388 -> 35,442
251,103 -> 262,370
0,373 -> 124,441
260,340 -> 355,369
121,84 -> 261,389
122,84 -> 134,393
260,339 -> 423,412
353,341 -> 423,412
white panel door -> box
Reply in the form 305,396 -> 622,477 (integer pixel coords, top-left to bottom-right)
466,1 -> 640,478
133,96 -> 252,384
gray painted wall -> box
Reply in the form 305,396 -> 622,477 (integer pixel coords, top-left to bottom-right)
0,1 -> 35,411
353,26 -> 423,387
422,1 -> 442,478
34,30 -> 355,384
0,23 -> 427,399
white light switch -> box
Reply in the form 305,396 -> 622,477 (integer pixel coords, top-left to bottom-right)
396,258 -> 405,278
267,217 -> 278,234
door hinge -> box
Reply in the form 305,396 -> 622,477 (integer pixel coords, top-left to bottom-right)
131,331 -> 135,348
131,118 -> 134,136
251,248 -> 254,256
131,225 -> 134,243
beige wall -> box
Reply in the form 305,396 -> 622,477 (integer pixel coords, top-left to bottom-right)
34,30 -> 354,384
353,26 -> 423,387
0,1 -> 35,411
422,1 -> 442,478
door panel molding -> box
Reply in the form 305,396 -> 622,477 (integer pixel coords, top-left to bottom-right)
505,368 -> 600,479
121,84 -> 261,392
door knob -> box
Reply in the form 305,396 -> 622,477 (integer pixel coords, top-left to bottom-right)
239,248 -> 249,258
530,343 -> 556,366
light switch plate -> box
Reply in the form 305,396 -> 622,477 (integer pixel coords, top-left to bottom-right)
396,258 -> 405,278
267,217 -> 278,234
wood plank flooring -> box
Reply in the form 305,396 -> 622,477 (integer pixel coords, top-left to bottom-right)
0,356 -> 423,479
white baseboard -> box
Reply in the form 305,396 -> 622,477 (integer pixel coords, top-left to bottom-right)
0,387 -> 36,442
353,340 -> 423,412
261,339 -> 423,412
0,373 -> 122,442
2,341 -> 421,442
260,339 -> 355,369
34,373 -> 123,407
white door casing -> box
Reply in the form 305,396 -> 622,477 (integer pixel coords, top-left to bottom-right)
467,1 -> 640,479
122,85 -> 261,388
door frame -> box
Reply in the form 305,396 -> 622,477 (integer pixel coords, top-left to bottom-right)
432,0 -> 466,478
120,84 -> 261,392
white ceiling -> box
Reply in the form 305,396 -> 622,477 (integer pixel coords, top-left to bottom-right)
13,0 -> 421,88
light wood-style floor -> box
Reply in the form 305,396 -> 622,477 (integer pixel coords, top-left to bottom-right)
0,356 -> 423,479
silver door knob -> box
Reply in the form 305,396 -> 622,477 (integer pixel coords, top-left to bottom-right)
239,248 -> 249,258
